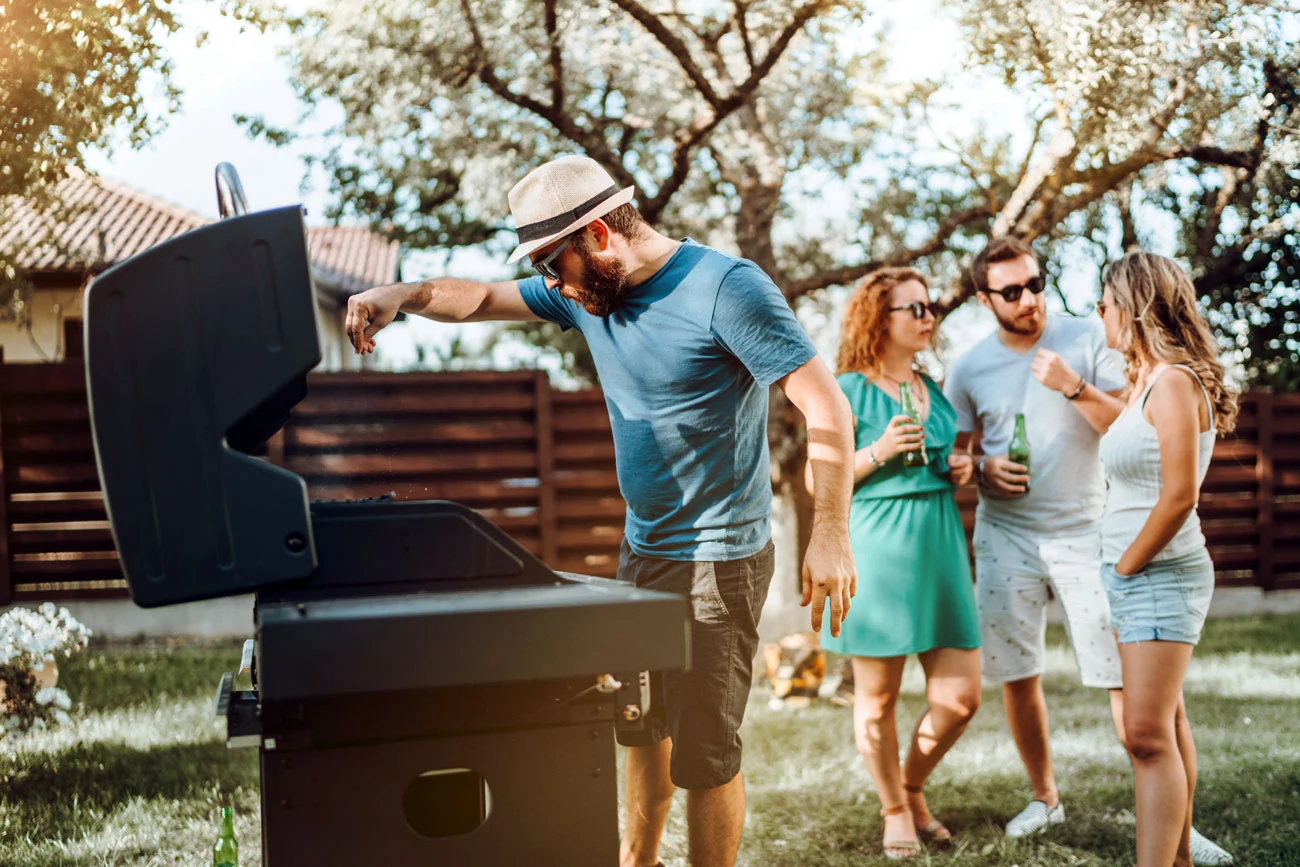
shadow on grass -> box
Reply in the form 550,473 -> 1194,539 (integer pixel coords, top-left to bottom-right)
0,738 -> 258,846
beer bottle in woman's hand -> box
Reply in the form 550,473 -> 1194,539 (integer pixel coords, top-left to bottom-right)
898,383 -> 928,468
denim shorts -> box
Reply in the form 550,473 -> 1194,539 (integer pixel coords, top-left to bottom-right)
615,538 -> 775,790
1100,548 -> 1215,645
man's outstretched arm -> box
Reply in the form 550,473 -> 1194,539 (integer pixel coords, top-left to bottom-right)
345,278 -> 543,354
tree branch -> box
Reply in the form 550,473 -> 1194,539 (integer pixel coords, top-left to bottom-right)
784,205 -> 993,299
642,0 -> 833,220
1020,150 -> 1162,236
1161,145 -> 1261,170
457,0 -> 639,192
543,0 -> 564,111
1196,170 -> 1239,260
1116,181 -> 1139,251
734,0 -> 756,69
607,0 -> 722,105
993,124 -> 1076,237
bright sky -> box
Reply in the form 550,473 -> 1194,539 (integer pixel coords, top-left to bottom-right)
81,0 -> 1079,375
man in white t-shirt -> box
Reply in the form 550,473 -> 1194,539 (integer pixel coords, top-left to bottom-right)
944,237 -> 1232,866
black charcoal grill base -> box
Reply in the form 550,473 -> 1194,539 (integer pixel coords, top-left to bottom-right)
260,721 -> 618,866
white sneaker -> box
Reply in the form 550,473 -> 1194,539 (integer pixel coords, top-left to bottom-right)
1005,799 -> 1065,838
1190,827 -> 1234,866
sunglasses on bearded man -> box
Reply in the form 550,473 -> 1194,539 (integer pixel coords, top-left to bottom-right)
982,275 -> 1046,304
530,232 -> 579,281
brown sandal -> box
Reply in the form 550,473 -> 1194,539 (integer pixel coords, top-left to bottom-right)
903,782 -> 952,842
880,803 -> 922,860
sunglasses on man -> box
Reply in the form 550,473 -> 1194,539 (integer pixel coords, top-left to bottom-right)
889,301 -> 936,320
530,233 -> 577,281
982,275 -> 1046,304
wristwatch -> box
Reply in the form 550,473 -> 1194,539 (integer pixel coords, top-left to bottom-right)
1064,375 -> 1087,401
976,455 -> 988,479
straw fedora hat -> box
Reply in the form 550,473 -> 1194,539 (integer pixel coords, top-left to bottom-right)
505,155 -> 636,264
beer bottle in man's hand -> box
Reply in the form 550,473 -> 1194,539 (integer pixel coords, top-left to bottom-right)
898,382 -> 928,468
1009,413 -> 1031,492
213,806 -> 238,867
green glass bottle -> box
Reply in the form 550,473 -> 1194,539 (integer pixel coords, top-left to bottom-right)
213,806 -> 238,867
897,382 -> 928,468
1009,413 -> 1031,491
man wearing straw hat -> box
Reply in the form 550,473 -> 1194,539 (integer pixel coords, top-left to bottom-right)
346,155 -> 857,867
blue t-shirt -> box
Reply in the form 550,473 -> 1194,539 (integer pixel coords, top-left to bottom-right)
519,240 -> 818,561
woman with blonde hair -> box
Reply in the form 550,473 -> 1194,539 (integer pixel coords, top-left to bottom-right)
809,267 -> 981,860
1097,251 -> 1239,867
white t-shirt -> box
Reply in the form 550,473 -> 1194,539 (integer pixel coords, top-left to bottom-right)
944,314 -> 1127,537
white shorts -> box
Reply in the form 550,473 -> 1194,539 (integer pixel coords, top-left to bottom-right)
972,520 -> 1122,689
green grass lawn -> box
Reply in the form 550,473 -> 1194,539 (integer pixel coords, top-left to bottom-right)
1,617 -> 1298,866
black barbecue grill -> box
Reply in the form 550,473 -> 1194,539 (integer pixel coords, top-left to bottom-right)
82,166 -> 690,866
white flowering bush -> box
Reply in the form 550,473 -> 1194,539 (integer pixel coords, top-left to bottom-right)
0,603 -> 91,738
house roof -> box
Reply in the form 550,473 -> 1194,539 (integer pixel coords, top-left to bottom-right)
0,172 -> 401,300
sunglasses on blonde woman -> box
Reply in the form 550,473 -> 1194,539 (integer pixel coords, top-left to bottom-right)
1096,299 -> 1107,317
889,301 -> 935,320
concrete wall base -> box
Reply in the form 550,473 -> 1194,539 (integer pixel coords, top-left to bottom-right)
2,595 -> 255,641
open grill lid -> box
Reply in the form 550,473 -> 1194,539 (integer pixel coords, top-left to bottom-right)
84,195 -> 324,607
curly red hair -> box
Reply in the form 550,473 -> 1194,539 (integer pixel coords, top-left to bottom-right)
834,267 -> 932,376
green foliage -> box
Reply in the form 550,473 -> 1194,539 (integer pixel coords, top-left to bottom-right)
0,0 -> 181,204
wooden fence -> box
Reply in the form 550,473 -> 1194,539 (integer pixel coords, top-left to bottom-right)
1,352 -> 1297,603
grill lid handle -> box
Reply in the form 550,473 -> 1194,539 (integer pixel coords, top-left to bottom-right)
215,162 -> 249,219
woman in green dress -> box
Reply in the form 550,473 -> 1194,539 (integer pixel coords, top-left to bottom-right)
816,267 -> 982,860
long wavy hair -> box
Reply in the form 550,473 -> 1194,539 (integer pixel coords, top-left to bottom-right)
1102,251 -> 1238,433
835,267 -> 934,376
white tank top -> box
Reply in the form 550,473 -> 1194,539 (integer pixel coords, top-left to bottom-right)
1099,364 -> 1216,564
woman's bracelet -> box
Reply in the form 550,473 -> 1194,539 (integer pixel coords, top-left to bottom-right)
1064,375 -> 1087,401
867,443 -> 886,469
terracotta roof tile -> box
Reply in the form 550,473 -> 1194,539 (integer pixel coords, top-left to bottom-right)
0,173 -> 401,295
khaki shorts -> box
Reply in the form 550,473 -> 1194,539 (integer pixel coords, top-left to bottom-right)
973,520 -> 1122,689
615,539 -> 774,790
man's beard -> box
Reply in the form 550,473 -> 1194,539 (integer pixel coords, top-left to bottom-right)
992,305 -> 1042,337
562,247 -> 630,316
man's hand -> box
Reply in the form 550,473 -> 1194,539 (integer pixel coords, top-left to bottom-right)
947,453 -> 975,486
1031,349 -> 1083,394
982,454 -> 1029,496
345,284 -> 411,355
800,526 -> 856,638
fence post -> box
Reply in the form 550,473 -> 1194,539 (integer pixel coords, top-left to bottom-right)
1255,391 -> 1275,592
0,346 -> 11,604
534,371 -> 559,566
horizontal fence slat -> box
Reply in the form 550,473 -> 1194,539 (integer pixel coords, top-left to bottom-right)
554,441 -> 617,462
12,550 -> 121,576
306,370 -> 538,388
306,479 -> 541,505
288,450 -> 538,476
2,402 -> 90,425
0,364 -> 87,393
8,462 -> 102,490
4,431 -> 96,454
292,391 -> 537,417
291,420 -> 536,448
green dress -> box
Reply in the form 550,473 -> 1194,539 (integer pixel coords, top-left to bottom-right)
820,372 -> 981,658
